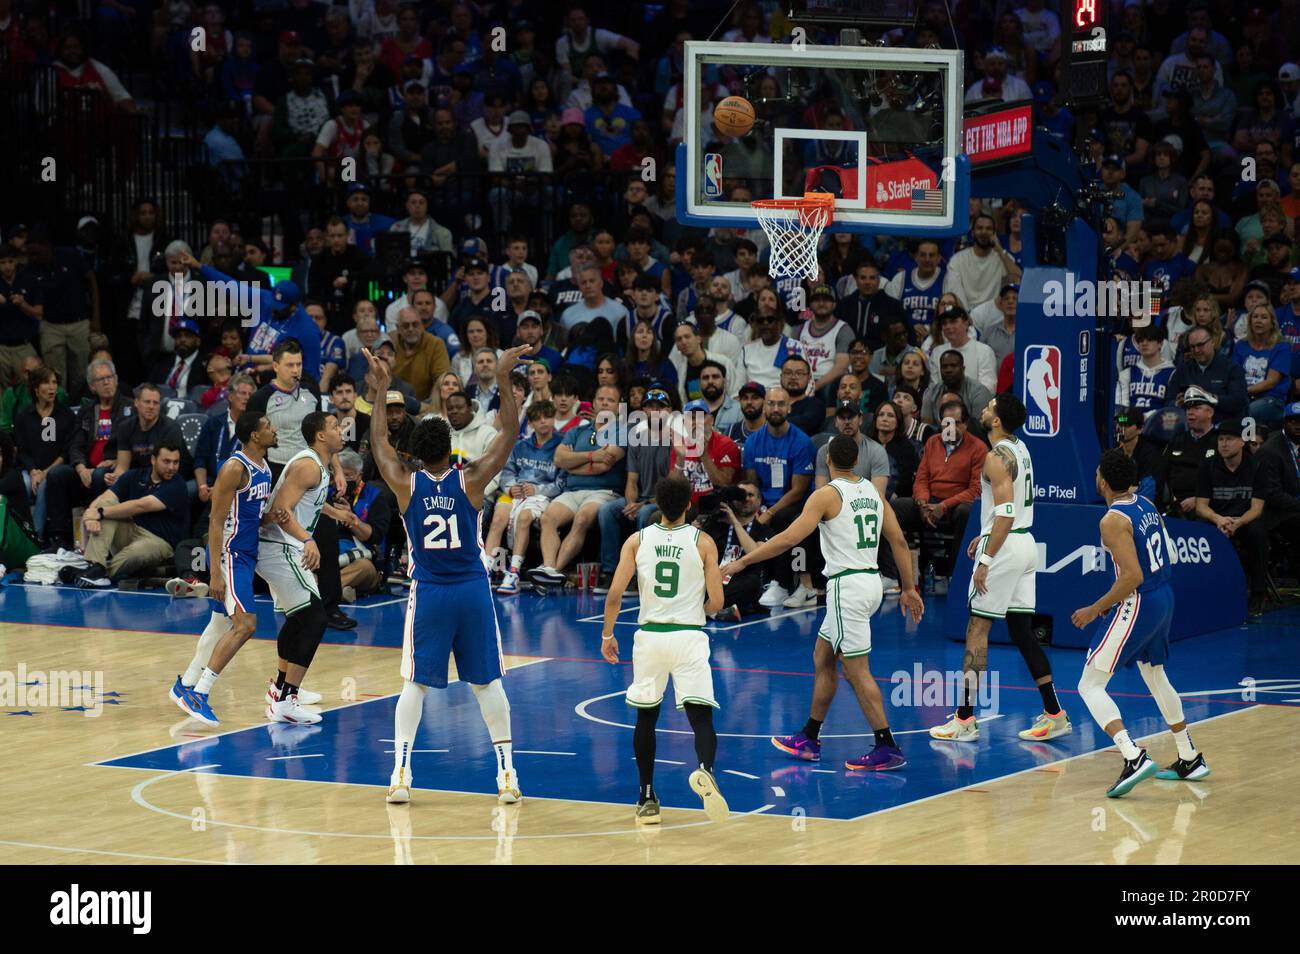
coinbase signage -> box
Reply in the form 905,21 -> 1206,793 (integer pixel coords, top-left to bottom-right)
945,503 -> 1246,647
1016,266 -> 1102,504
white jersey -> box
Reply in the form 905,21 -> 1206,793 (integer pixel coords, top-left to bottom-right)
635,522 -> 706,629
979,437 -> 1035,536
795,317 -> 850,378
820,476 -> 884,577
260,448 -> 331,550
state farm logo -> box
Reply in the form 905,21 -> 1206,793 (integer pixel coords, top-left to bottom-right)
874,176 -> 934,204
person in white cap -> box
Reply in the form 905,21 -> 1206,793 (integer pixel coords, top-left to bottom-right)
1278,63 -> 1300,118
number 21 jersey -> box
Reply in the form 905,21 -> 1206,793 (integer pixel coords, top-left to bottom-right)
404,467 -> 488,583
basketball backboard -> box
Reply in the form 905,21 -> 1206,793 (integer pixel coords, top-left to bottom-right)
675,41 -> 969,239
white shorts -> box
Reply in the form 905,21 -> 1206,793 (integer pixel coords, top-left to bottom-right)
967,531 -> 1036,619
257,539 -> 321,615
818,569 -> 883,657
503,494 -> 551,547
552,488 -> 618,514
625,626 -> 718,710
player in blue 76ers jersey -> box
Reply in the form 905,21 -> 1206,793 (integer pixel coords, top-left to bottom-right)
171,410 -> 278,724
1070,449 -> 1210,798
363,342 -> 536,806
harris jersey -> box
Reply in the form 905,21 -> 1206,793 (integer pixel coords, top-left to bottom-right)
260,448 -> 330,550
222,451 -> 272,558
979,437 -> 1035,536
636,522 -> 706,628
820,476 -> 884,576
404,467 -> 488,583
1104,493 -> 1173,594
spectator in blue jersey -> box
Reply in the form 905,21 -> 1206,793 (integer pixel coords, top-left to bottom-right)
187,248 -> 323,384
1235,303 -> 1293,423
561,264 -> 627,336
625,316 -> 677,386
79,437 -> 190,584
486,400 -> 567,594
307,300 -> 345,393
1166,325 -> 1248,418
335,448 -> 395,602
884,239 -> 946,338
742,384 -> 818,607
583,72 -> 641,159
342,183 -> 396,255
529,384 -> 626,587
1101,155 -> 1143,245
1115,322 -> 1177,416
623,273 -> 674,344
834,260 -> 903,351
1143,224 -> 1199,297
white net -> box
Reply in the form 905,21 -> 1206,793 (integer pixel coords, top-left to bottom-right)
752,197 -> 833,280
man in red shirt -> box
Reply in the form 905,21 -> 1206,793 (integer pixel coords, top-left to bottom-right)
670,399 -> 740,506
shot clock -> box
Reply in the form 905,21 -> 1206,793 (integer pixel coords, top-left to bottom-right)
1060,0 -> 1109,104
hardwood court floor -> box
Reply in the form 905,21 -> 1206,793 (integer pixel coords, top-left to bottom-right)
1,584 -> 1297,864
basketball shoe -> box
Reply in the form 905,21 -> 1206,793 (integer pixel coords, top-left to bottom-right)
497,769 -> 522,804
267,694 -> 322,724
1155,752 -> 1210,781
177,686 -> 219,726
387,766 -> 412,804
265,680 -> 323,705
688,765 -> 729,821
635,795 -> 662,825
1107,749 -> 1159,798
771,732 -> 821,761
845,745 -> 907,771
1018,710 -> 1072,741
929,713 -> 979,741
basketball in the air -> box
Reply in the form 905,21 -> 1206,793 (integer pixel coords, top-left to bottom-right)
713,96 -> 755,137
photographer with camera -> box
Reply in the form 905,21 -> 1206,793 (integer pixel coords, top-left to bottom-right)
696,480 -> 773,622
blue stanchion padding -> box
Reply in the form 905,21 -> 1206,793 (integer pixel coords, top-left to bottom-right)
944,501 -> 1246,647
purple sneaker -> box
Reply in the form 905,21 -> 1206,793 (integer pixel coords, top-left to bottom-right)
845,745 -> 907,772
771,732 -> 822,761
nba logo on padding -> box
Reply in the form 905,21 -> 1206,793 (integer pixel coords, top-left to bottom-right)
703,153 -> 722,199
1022,344 -> 1062,437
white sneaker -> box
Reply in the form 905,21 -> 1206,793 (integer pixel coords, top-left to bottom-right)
758,581 -> 790,608
929,712 -> 979,742
688,766 -> 729,822
497,769 -> 522,804
881,576 -> 900,596
496,570 -> 520,595
782,583 -> 819,608
387,766 -> 412,804
267,694 -> 322,724
265,680 -> 322,706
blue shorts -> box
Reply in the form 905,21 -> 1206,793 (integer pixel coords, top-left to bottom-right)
400,577 -> 504,689
211,549 -> 257,617
1086,583 -> 1173,673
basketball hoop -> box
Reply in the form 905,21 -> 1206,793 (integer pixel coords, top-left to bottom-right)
751,193 -> 835,280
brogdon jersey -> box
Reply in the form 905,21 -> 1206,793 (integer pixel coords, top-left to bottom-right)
636,522 -> 705,628
980,437 -> 1035,535
820,476 -> 884,576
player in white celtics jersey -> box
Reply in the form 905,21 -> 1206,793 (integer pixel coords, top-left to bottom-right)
193,411 -> 350,724
727,435 -> 924,771
929,394 -> 1072,744
601,474 -> 730,825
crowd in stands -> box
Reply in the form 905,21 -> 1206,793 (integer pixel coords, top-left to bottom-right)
1,0 -> 1299,622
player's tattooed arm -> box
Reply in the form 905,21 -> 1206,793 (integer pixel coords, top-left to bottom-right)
991,444 -> 1018,481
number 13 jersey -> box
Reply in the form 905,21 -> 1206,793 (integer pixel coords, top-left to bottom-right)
636,523 -> 705,628
820,476 -> 884,576
404,467 -> 489,583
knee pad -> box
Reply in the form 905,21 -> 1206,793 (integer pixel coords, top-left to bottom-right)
1077,665 -> 1122,729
